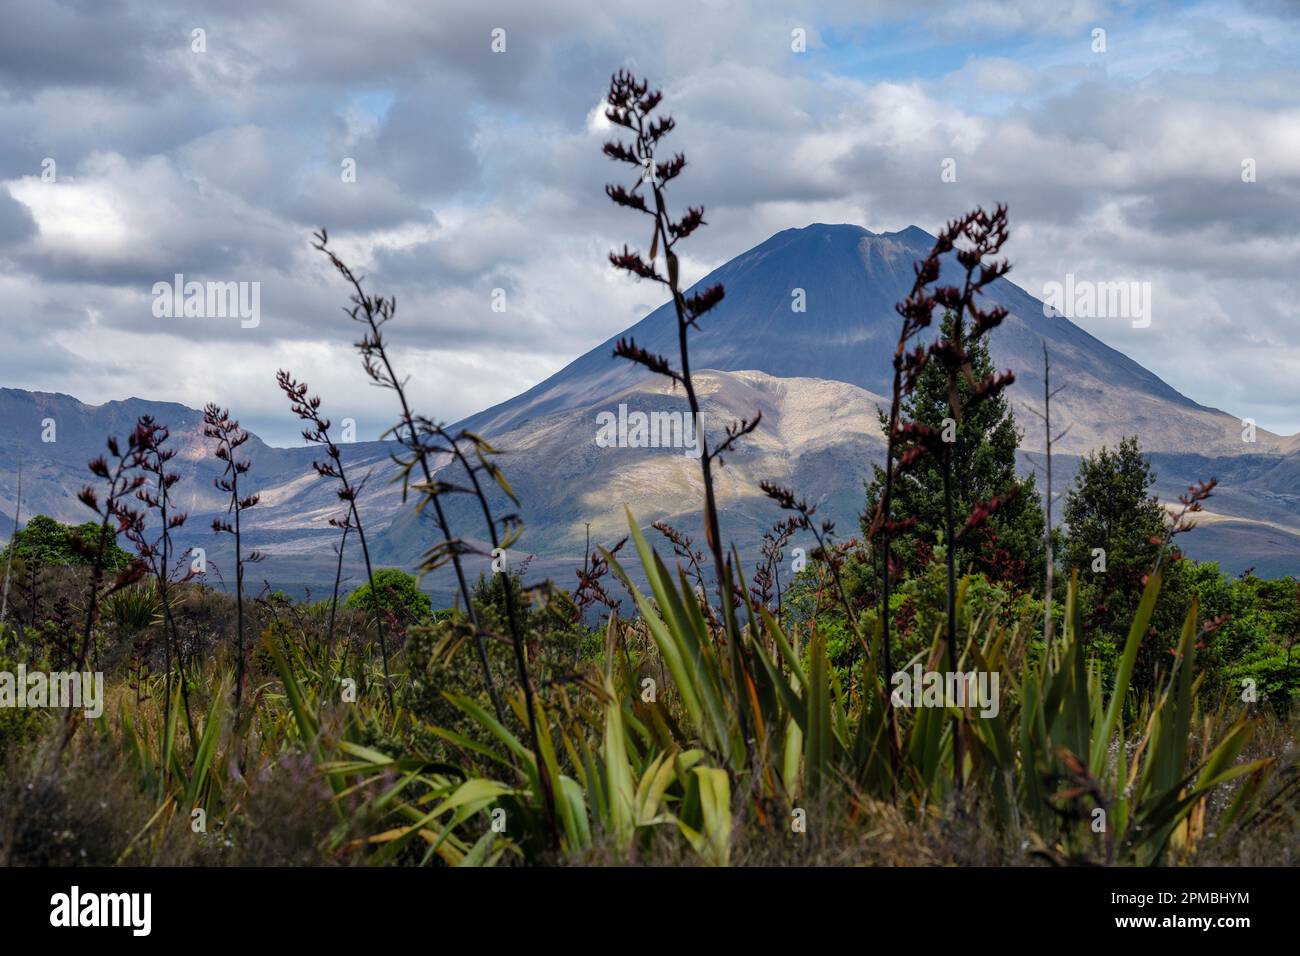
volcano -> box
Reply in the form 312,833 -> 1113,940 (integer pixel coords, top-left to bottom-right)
375,223 -> 1300,582
5,224 -> 1298,598
458,224 -> 1264,457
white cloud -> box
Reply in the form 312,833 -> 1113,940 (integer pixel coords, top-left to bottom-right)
0,0 -> 1297,440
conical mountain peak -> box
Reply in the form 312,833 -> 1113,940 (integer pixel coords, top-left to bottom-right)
459,222 -> 1200,439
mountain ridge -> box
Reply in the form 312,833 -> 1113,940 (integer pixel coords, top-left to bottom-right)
456,224 -> 1237,444
2,223 -> 1297,595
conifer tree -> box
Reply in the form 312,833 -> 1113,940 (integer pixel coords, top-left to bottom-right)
863,311 -> 1045,589
1061,435 -> 1167,635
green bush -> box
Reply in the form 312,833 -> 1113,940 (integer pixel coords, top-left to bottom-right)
1,514 -> 133,570
344,568 -> 433,625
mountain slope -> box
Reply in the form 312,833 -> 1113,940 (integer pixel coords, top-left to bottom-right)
2,223 -> 1296,599
0,388 -> 407,593
460,224 -> 1280,458
426,222 -> 1296,582
374,369 -> 890,567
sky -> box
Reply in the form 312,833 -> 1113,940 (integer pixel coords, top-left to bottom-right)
0,0 -> 1297,446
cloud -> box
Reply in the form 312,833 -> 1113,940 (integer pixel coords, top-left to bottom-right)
0,186 -> 37,246
0,0 -> 1298,443
928,0 -> 1111,38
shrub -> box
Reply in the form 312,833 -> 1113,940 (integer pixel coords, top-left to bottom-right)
344,568 -> 432,626
1,514 -> 133,570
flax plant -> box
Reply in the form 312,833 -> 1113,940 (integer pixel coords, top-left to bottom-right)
602,70 -> 761,761
277,369 -> 393,709
126,416 -> 196,741
875,207 -> 1018,788
310,230 -> 504,725
73,430 -> 149,671
311,230 -> 558,844
405,413 -> 557,820
325,511 -> 353,666
864,235 -> 944,698
202,403 -> 263,720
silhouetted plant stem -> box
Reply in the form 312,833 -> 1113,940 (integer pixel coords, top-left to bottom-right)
880,385 -> 902,684
130,417 -> 196,743
658,197 -> 753,754
1026,342 -> 1068,649
871,239 -> 948,763
233,481 -> 246,709
74,436 -> 147,671
439,429 -> 556,842
760,484 -> 855,634
941,444 -> 962,790
750,517 -> 798,617
65,431 -> 148,748
278,370 -> 393,710
311,231 -> 506,726
203,404 -> 263,725
1155,478 -> 1218,573
603,71 -> 761,766
1043,347 -> 1056,646
347,509 -> 389,704
326,520 -> 350,666
0,449 -> 20,628
941,294 -> 967,795
929,208 -> 1013,791
879,206 -> 1016,793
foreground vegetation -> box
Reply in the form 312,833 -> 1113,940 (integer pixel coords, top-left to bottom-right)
2,530 -> 1295,867
0,71 -> 1295,867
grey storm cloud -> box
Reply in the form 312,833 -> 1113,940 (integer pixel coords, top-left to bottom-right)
0,0 -> 176,92
0,186 -> 37,246
0,0 -> 1298,445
